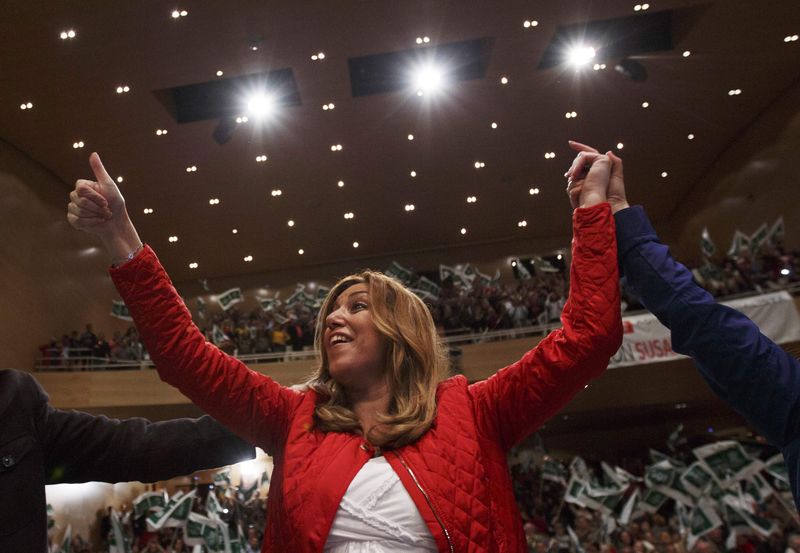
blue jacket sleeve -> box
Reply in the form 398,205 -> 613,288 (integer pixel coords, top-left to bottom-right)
615,206 -> 800,450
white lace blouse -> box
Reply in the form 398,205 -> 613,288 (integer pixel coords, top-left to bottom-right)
323,456 -> 438,552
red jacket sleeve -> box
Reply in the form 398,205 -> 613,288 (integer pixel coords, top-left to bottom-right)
110,246 -> 302,455
468,203 -> 622,450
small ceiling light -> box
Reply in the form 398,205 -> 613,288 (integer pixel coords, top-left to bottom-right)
115,85 -> 130,94
641,101 -> 650,108
244,255 -> 253,262
186,165 -> 197,172
415,36 -> 431,44
330,144 -> 343,151
337,180 -> 345,188
474,161 -> 485,169
256,155 -> 268,162
216,70 -> 224,77
544,152 -> 555,159
298,249 -> 304,255
500,76 -> 509,85
156,129 -> 168,136
518,220 -> 528,227
410,170 -> 417,178
490,122 -> 498,129
523,20 -> 539,28
682,50 -> 692,57
287,219 -> 295,227
189,262 -> 198,269
311,51 -> 325,60
529,187 -> 540,195
728,88 -> 742,96
344,212 -> 354,220
168,236 -> 179,243
781,268 -> 791,276
116,176 -> 124,183
687,133 -> 695,140
352,241 -> 359,248
565,111 -> 578,119
208,198 -> 220,205
270,189 -> 282,197
511,260 -> 517,267
633,3 -> 650,11
592,63 -> 608,71
60,29 -> 76,40
72,141 -> 85,149
20,102 -> 33,110
467,196 -> 477,203
661,171 -> 668,178
460,227 -> 467,235
235,116 -> 249,124
143,208 -> 154,214
404,204 -> 416,212
784,35 -> 799,43
171,10 -> 180,18
322,102 -> 335,110
557,254 -> 563,260
616,142 -> 624,149
407,134 -> 414,141
231,229 -> 238,234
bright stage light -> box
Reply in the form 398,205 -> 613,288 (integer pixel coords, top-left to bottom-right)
565,45 -> 596,69
245,92 -> 276,118
411,64 -> 446,95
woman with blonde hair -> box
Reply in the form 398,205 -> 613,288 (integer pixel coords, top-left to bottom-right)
68,147 -> 622,553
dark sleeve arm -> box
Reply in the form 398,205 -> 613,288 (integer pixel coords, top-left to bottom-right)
38,402 -> 255,484
615,205 -> 800,448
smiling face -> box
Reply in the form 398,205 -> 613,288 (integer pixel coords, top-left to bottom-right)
323,282 -> 387,388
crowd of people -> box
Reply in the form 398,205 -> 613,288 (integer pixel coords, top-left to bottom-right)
46,432 -> 800,553
36,242 -> 799,371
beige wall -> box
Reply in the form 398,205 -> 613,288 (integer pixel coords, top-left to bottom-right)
0,140 -> 129,369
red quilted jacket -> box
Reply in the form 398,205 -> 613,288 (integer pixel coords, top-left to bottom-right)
110,203 -> 622,553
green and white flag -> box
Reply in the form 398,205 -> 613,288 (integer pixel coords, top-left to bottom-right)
207,489 -> 223,518
111,300 -> 132,321
680,461 -> 716,498
533,256 -> 560,273
217,288 -> 244,311
768,216 -> 785,245
566,525 -> 586,553
687,499 -> 722,549
636,488 -> 669,514
109,510 -> 131,553
692,441 -> 763,488
259,298 -> 278,312
272,312 -> 290,325
601,462 -> 624,491
722,497 -> 777,538
749,223 -> 770,254
285,286 -> 307,307
214,469 -> 232,487
238,476 -> 260,502
645,460 -> 693,506
475,268 -> 501,288
211,325 -> 228,346
615,466 -> 644,485
196,297 -> 207,319
58,524 -> 72,553
185,512 -> 224,550
569,456 -> 592,483
316,286 -> 332,301
565,475 -> 589,508
649,448 -> 683,467
133,491 -> 167,518
667,424 -> 687,452
415,276 -> 441,298
542,458 -> 568,485
146,489 -> 196,531
764,454 -> 788,484
700,228 -> 716,258
728,230 -> 751,257
618,489 -> 639,525
514,260 -> 532,280
386,261 -> 414,284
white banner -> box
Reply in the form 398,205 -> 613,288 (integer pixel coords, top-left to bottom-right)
610,292 -> 800,368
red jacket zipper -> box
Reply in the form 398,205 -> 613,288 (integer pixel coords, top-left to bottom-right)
392,450 -> 455,553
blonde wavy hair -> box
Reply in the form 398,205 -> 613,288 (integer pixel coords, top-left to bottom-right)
305,271 -> 450,448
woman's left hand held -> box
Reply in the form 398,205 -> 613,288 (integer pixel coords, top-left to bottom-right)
564,143 -> 612,209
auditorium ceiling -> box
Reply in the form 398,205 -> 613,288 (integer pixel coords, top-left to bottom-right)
2,0 -> 799,283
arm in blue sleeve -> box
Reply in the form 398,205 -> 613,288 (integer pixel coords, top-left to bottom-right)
615,206 -> 800,448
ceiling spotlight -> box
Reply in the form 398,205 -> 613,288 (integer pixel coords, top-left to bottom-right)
500,76 -> 509,85
687,133 -> 695,140
615,58 -> 647,82
529,188 -> 540,195
256,155 -> 268,162
115,85 -> 131,94
143,208 -> 154,214
415,36 -> 431,44
467,196 -> 477,203
244,255 -> 253,262
298,249 -> 304,255
523,20 -> 539,28
784,35 -> 799,43
287,219 -> 295,227
404,204 -> 416,212
728,88 -> 742,96
208,198 -> 220,205
474,161 -> 485,169
232,229 -> 238,234
20,102 -> 33,110
544,152 -> 555,159
235,116 -> 249,124
186,165 -> 197,172
270,189 -> 282,197
337,180 -> 345,188
633,3 -> 650,11
330,144 -> 343,151
60,29 -> 76,40
682,50 -> 692,57
156,129 -> 168,136
344,212 -> 354,219
352,241 -> 359,248
245,92 -> 276,118
407,134 -> 414,141
72,141 -> 85,149
116,176 -> 124,183
518,220 -> 528,227
189,262 -> 198,269
169,236 -> 179,243
410,170 -> 417,178
460,228 -> 467,235
322,102 -> 335,110
565,111 -> 578,119
661,171 -> 668,178
616,142 -> 624,149
216,70 -> 224,77
641,101 -> 650,108
491,122 -> 498,129
565,45 -> 596,69
592,63 -> 608,71
311,51 -> 326,61
411,63 -> 447,95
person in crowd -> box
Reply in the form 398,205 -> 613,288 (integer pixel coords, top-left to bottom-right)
0,368 -> 255,552
565,140 -> 800,510
68,150 -> 621,552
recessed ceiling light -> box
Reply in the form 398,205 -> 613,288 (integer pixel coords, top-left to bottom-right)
490,122 -> 498,129
115,85 -> 131,94
682,50 -> 692,57
337,180 -> 345,188
189,262 -> 198,269
270,189 -> 282,197
616,142 -> 624,150
529,188 -> 540,195
407,134 -> 414,141
473,161 -> 485,169
116,176 -> 124,183
169,236 -> 179,243
592,63 -> 607,70
687,133 -> 695,140
467,196 -> 477,203
171,9 -> 188,19
322,102 -> 335,110
216,70 -> 224,77
287,219 -> 295,227
784,35 -> 799,43
404,204 -> 416,212
186,165 -> 197,172
231,229 -> 238,234
143,208 -> 154,214
235,116 -> 249,124
523,20 -> 539,28
460,227 -> 467,235
298,249 -> 304,255
155,129 -> 168,136
410,170 -> 417,178
330,144 -> 343,151
633,3 -> 649,11
208,198 -> 220,205
518,220 -> 528,227
60,29 -> 76,40
19,102 -> 33,110
256,155 -> 268,162
72,141 -> 85,149
311,51 -> 326,61
641,101 -> 650,108
244,255 -> 253,262
500,76 -> 509,85
661,171 -> 668,178
343,212 -> 354,220
544,152 -> 555,159
352,241 -> 359,248
728,88 -> 742,96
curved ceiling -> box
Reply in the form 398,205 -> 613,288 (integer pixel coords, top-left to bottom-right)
2,0 -> 799,282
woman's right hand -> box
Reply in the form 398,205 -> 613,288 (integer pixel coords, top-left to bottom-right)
68,152 -> 142,264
